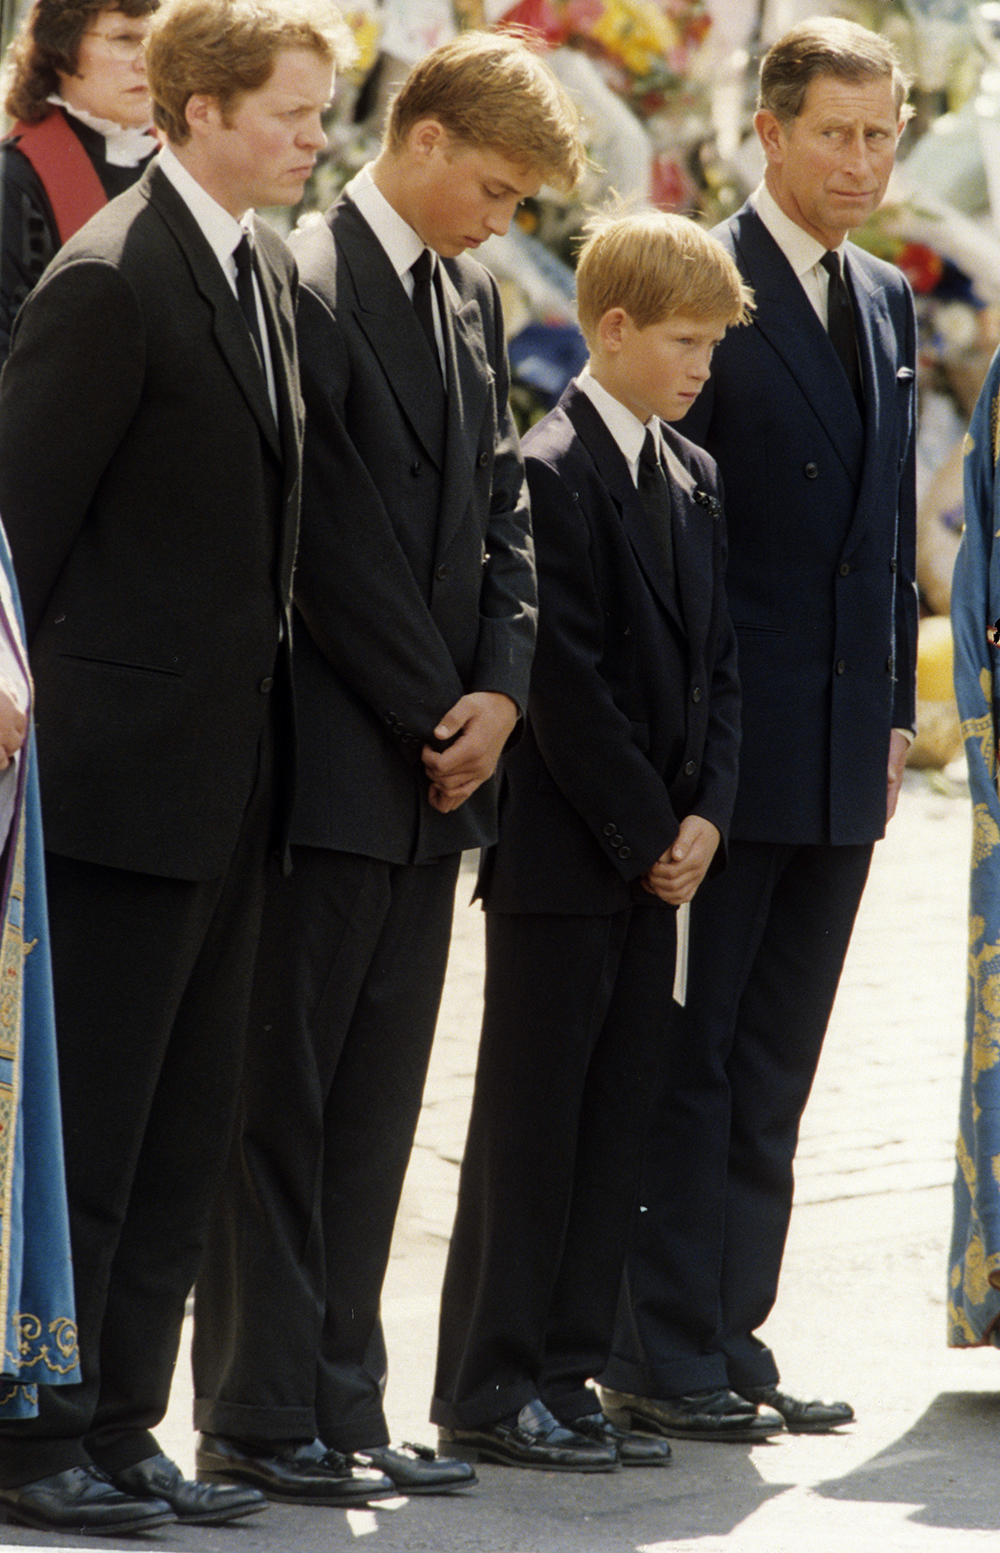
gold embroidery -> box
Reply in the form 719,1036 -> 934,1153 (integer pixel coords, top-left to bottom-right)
964,1232 -> 990,1304
957,1129 -> 976,1192
5,1313 -> 78,1376
972,803 -> 1000,866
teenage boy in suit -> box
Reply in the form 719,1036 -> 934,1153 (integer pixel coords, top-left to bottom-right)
191,31 -> 586,1501
601,17 -> 917,1442
0,0 -> 354,1534
429,209 -> 746,1470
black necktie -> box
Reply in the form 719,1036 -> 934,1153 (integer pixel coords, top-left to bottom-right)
637,428 -> 676,597
233,234 -> 265,371
410,249 -> 441,376
820,250 -> 862,407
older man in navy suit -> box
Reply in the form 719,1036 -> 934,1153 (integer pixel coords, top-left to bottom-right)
601,17 -> 918,1441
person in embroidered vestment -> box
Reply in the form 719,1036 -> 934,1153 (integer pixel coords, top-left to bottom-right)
948,348 -> 1000,1346
0,522 -> 79,1421
0,0 -> 159,361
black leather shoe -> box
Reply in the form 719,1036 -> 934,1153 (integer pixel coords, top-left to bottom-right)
601,1385 -> 784,1442
439,1398 -> 618,1472
195,1434 -> 394,1505
0,1464 -> 176,1534
568,1411 -> 672,1466
112,1452 -> 269,1524
350,1442 -> 477,1494
739,1386 -> 854,1434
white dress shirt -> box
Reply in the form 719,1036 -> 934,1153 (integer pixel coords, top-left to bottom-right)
344,163 -> 446,374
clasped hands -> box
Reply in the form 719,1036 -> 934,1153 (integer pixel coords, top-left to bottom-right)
642,814 -> 720,906
422,691 -> 518,813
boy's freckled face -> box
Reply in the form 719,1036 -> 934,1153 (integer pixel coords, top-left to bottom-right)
607,313 -> 728,424
407,134 -> 542,257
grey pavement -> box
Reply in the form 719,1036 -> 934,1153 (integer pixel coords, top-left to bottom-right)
3,768 -> 997,1552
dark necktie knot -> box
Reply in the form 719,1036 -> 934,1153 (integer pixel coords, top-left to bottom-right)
819,248 -> 862,407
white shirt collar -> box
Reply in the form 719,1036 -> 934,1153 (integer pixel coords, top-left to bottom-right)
751,180 -> 847,278
156,143 -> 249,282
48,93 -> 158,168
577,366 -> 652,482
343,162 -> 426,281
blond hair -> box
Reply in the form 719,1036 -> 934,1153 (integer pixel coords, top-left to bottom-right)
385,30 -> 585,194
575,208 -> 753,348
148,0 -> 354,144
759,17 -> 912,125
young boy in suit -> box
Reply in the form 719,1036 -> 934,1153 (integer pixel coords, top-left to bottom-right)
431,209 -> 749,1470
191,30 -> 586,1502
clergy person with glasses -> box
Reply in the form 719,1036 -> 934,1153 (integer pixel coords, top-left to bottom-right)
600,17 -> 918,1444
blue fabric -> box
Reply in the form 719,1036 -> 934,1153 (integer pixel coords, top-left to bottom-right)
0,524 -> 78,1413
949,346 -> 1000,1346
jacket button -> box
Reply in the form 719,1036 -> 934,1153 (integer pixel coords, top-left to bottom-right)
684,760 -> 696,776
612,833 -> 624,848
259,677 -> 273,693
889,558 -> 898,573
603,822 -> 616,837
836,659 -> 846,675
435,564 -> 449,581
478,451 -> 489,467
410,460 -> 422,476
804,462 -> 819,479
839,562 -> 850,577
619,846 -> 631,860
692,686 -> 702,703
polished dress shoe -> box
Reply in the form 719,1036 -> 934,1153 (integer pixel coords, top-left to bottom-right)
568,1411 -> 672,1466
112,1451 -> 268,1524
0,1464 -> 175,1534
350,1441 -> 476,1494
740,1385 -> 854,1434
601,1385 -> 784,1442
439,1397 -> 618,1471
195,1434 -> 394,1504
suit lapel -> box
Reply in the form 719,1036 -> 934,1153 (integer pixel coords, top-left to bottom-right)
841,244 -> 905,555
730,206 -> 864,483
144,165 -> 282,462
334,200 -> 447,469
563,386 -> 686,635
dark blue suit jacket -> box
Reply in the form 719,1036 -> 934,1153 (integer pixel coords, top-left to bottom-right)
679,201 -> 917,847
481,381 -> 740,916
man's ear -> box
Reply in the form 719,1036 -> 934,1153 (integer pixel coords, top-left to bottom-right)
754,107 -> 784,165
407,117 -> 448,162
185,92 -> 221,137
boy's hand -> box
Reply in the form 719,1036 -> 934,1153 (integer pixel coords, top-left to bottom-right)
642,815 -> 720,905
423,692 -> 518,813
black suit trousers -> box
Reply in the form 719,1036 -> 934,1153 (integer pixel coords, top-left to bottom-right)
192,845 -> 461,1453
604,839 -> 872,1401
431,900 -> 676,1430
0,717 -> 277,1487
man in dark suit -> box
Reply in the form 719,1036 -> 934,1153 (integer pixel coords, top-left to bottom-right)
190,30 -> 586,1501
0,0 -> 355,1534
601,17 -> 918,1441
430,209 -> 744,1471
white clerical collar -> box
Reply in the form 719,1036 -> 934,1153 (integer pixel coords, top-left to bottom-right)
343,162 -> 425,281
577,366 -> 653,482
47,94 -> 158,168
751,180 -> 847,278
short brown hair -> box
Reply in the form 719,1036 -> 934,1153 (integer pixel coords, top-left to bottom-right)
759,16 -> 912,125
385,30 -> 585,194
147,0 -> 353,145
575,207 -> 753,350
3,0 -> 159,123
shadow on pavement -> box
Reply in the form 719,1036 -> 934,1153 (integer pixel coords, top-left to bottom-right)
817,1391 -> 1000,1533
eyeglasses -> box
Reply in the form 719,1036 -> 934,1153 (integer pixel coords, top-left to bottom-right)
82,28 -> 148,59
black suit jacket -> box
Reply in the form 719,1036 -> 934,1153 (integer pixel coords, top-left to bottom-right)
287,197 -> 536,864
482,382 -> 740,916
679,202 -> 917,847
0,160 -> 302,880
